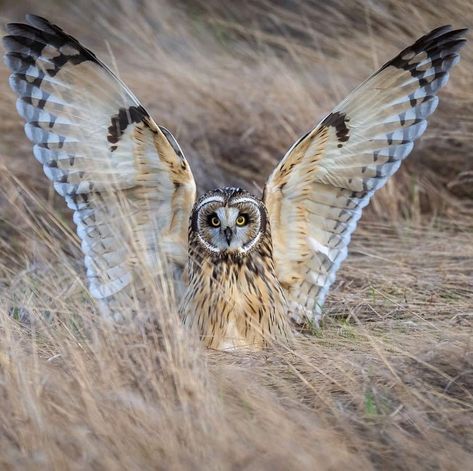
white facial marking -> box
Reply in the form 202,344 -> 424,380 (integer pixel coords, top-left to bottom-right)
198,233 -> 220,253
230,197 -> 258,205
240,231 -> 262,253
216,207 -> 239,227
197,195 -> 225,211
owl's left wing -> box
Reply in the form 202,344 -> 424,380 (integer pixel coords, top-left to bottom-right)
264,26 -> 467,324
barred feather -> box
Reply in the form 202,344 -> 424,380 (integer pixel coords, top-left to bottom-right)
264,25 -> 467,324
3,15 -> 196,316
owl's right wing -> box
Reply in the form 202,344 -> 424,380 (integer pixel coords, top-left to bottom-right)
264,26 -> 467,325
3,15 -> 196,314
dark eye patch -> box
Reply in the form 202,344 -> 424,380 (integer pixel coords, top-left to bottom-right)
207,212 -> 221,227
240,213 -> 250,223
236,213 -> 251,226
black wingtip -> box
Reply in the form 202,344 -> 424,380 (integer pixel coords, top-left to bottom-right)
420,25 -> 468,38
3,13 -> 102,78
25,14 -> 51,26
25,14 -> 45,23
415,25 -> 468,48
429,25 -> 453,35
24,14 -> 62,34
378,25 -> 468,75
5,15 -> 57,36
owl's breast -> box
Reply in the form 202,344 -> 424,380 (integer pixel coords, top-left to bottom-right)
182,251 -> 291,350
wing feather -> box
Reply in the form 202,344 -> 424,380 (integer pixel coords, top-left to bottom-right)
3,15 -> 196,316
264,25 -> 467,324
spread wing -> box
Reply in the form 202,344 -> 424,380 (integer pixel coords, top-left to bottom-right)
264,25 -> 467,324
3,15 -> 196,317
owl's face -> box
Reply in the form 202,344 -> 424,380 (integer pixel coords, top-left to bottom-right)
191,188 -> 267,255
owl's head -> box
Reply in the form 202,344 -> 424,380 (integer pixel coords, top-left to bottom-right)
190,187 -> 267,256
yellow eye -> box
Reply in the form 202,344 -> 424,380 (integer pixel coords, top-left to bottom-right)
236,215 -> 248,226
210,216 -> 221,227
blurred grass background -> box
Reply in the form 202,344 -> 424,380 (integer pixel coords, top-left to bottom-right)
0,1 -> 472,469
1,0 -> 473,219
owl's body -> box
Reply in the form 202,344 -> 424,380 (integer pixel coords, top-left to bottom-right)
183,230 -> 290,350
3,17 -> 467,350
182,188 -> 291,350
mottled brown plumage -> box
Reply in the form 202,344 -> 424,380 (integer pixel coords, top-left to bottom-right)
181,188 -> 291,350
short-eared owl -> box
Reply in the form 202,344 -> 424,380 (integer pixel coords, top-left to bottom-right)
3,16 -> 467,349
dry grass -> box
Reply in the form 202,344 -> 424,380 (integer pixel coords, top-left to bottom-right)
0,0 -> 472,469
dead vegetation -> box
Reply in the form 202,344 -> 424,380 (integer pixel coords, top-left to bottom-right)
0,0 -> 472,469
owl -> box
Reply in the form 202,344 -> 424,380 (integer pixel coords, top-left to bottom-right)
3,16 -> 467,350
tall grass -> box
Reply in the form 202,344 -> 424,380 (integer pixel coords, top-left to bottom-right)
0,0 -> 472,469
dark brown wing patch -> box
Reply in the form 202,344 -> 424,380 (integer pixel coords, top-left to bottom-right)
320,111 -> 350,148
107,105 -> 149,151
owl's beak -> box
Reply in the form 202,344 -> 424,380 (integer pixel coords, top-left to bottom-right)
223,227 -> 233,246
